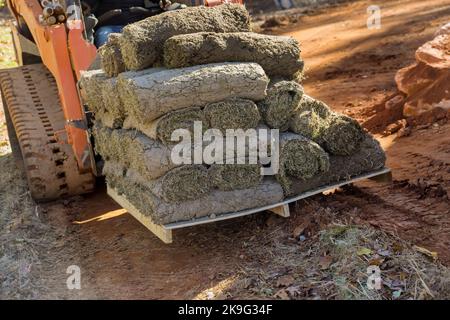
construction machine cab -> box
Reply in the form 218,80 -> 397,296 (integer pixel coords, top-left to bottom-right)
77,0 -> 169,47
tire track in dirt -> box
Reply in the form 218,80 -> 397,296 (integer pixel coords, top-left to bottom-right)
279,0 -> 450,264
331,181 -> 450,263
323,123 -> 450,264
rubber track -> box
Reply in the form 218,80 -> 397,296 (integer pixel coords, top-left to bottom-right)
0,64 -> 94,201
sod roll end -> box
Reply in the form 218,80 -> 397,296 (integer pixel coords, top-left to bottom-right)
323,114 -> 365,156
258,80 -> 304,131
119,4 -> 251,70
277,133 -> 330,194
204,98 -> 261,133
99,33 -> 126,77
79,69 -> 108,113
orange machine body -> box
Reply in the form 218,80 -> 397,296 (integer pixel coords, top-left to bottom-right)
6,0 -> 243,175
7,0 -> 96,173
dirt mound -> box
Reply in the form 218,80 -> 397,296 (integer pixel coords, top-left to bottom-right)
364,25 -> 450,134
407,107 -> 450,127
395,32 -> 450,117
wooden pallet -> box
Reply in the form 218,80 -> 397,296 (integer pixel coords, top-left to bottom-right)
107,168 -> 392,244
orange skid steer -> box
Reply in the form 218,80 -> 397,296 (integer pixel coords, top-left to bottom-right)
0,0 -> 241,201
0,1 -> 393,243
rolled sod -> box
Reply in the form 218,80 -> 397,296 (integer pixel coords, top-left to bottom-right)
204,98 -> 261,133
132,98 -> 261,145
289,109 -> 329,144
258,80 -> 304,131
79,69 -> 108,113
157,165 -> 211,202
209,163 -> 262,191
80,70 -> 125,127
116,67 -> 166,116
164,32 -> 304,79
99,33 -> 126,77
289,94 -> 365,156
322,113 -> 365,156
117,67 -> 167,85
103,162 -> 211,203
124,107 -> 208,145
106,173 -> 284,225
286,135 -> 386,196
95,109 -> 124,129
117,62 -> 269,123
91,122 -> 123,159
277,133 -> 330,194
101,77 -> 125,123
119,4 -> 251,70
92,123 -> 180,180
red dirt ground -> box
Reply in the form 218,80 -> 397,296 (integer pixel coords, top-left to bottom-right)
281,0 -> 450,264
0,0 -> 449,299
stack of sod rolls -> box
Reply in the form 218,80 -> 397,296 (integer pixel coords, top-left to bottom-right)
81,4 -> 385,225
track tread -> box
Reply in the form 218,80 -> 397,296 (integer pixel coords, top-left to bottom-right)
0,64 -> 94,201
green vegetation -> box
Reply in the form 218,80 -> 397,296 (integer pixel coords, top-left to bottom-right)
0,20 -> 17,69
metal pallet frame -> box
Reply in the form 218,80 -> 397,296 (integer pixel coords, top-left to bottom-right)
107,167 -> 392,244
